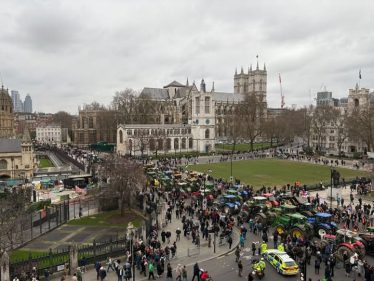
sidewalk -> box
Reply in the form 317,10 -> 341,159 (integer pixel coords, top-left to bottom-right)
50,210 -> 240,281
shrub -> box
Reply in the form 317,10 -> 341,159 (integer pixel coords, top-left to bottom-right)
28,199 -> 52,212
353,152 -> 362,159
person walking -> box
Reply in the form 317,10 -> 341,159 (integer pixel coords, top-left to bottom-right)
107,257 -> 115,273
252,242 -> 257,256
99,267 -> 107,281
176,264 -> 183,281
77,268 -> 82,281
44,269 -> 50,281
148,262 -> 155,280
176,228 -> 181,242
228,235 -> 233,249
235,246 -> 241,262
315,258 -> 320,274
166,263 -> 173,280
182,265 -> 187,281
192,263 -> 200,281
238,260 -> 243,277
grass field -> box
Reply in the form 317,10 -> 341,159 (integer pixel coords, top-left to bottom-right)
66,210 -> 144,228
38,158 -> 54,168
215,142 -> 274,151
188,158 -> 368,187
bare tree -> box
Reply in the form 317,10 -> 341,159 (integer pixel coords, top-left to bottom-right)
327,108 -> 350,157
225,106 -> 244,152
98,156 -> 145,216
241,92 -> 266,150
311,106 -> 330,152
347,107 -> 374,152
0,188 -> 32,256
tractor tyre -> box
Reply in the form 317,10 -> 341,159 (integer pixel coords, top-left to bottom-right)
317,227 -> 329,238
267,212 -> 277,225
355,246 -> 366,260
275,224 -> 286,235
291,227 -> 306,238
337,245 -> 354,261
240,212 -> 249,222
255,213 -> 266,225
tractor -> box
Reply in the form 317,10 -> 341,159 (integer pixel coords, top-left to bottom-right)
307,213 -> 337,237
358,226 -> 374,255
278,195 -> 316,217
263,193 -> 279,207
321,229 -> 366,260
214,195 -> 241,214
272,204 -> 298,217
272,213 -> 314,239
239,196 -> 277,225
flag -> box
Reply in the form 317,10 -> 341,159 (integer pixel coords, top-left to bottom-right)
359,69 -> 362,79
279,74 -> 281,83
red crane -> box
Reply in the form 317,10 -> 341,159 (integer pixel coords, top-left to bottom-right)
279,74 -> 285,108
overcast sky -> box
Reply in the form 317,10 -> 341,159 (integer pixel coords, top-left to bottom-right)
1,0 -> 373,114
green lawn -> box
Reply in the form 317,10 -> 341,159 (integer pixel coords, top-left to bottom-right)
11,250 -> 49,262
39,158 -> 54,168
215,142 -> 275,151
188,158 -> 368,188
66,210 -> 144,228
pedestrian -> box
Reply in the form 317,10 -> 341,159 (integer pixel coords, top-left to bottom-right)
235,246 -> 241,262
99,267 -> 107,281
192,263 -> 200,281
273,231 -> 278,249
228,235 -> 233,249
324,265 -> 330,280
345,260 -> 351,277
95,261 -> 102,280
240,235 -> 245,247
176,228 -> 181,241
182,265 -> 187,281
64,261 -> 70,277
252,242 -> 256,257
166,263 -> 173,280
238,260 -> 243,277
77,268 -> 82,281
148,262 -> 155,280
44,269 -> 50,281
107,257 -> 115,272
176,264 -> 182,281
72,273 -> 78,281
315,258 -> 320,274
166,230 -> 171,244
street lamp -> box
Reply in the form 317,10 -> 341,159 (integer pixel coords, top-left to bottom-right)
127,222 -> 135,281
330,167 -> 334,209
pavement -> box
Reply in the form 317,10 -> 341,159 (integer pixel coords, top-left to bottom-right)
48,207 -> 240,281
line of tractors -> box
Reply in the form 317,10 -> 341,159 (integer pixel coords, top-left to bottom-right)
143,164 -> 374,261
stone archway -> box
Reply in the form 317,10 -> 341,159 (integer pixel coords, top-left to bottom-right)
0,174 -> 10,180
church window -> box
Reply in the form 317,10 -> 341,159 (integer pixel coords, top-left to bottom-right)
205,129 -> 210,139
237,82 -> 240,93
174,138 -> 179,149
195,97 -> 200,114
355,99 -> 359,107
205,97 -> 210,114
0,160 -> 7,170
119,130 -> 123,143
244,83 -> 247,93
129,139 -> 133,151
189,138 -> 193,149
252,79 -> 256,92
259,79 -> 263,91
88,117 -> 94,129
166,138 -> 171,149
182,138 -> 186,149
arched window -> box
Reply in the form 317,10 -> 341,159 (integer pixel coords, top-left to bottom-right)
355,99 -> 359,107
243,82 -> 247,93
0,160 -> 7,170
259,79 -> 263,91
237,82 -> 240,93
174,138 -> 179,149
182,138 -> 186,149
166,138 -> 171,150
150,139 -> 155,151
252,79 -> 256,91
119,130 -> 123,143
128,139 -> 133,151
189,138 -> 193,149
205,129 -> 210,139
157,139 -> 163,150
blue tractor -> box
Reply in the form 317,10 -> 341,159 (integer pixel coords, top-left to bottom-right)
307,213 -> 337,238
214,195 -> 241,214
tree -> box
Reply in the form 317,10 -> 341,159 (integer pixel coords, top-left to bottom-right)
241,92 -> 266,150
0,188 -> 32,256
98,156 -> 144,216
311,106 -> 330,151
53,111 -> 73,129
327,108 -> 349,157
224,106 -> 244,153
347,107 -> 374,152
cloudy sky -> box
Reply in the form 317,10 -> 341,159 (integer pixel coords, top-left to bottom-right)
1,0 -> 373,113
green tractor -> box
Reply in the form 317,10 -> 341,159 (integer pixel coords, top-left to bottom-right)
272,213 -> 314,239
160,177 -> 172,191
272,205 -> 298,217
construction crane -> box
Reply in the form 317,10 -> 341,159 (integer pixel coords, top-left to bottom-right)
279,73 -> 285,108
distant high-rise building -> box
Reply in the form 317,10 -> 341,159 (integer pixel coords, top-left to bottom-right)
24,94 -> 33,113
11,90 -> 24,112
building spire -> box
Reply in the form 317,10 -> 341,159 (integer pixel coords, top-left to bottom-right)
22,126 -> 32,142
186,77 -> 189,87
250,64 -> 252,71
235,68 -> 237,75
212,81 -> 215,91
241,66 -> 243,74
264,63 -> 266,71
256,60 -> 259,70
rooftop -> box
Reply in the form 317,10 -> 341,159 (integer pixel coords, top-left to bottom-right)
0,139 -> 22,153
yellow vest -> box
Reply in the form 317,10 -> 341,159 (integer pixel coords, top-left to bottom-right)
278,245 -> 285,252
261,243 -> 267,253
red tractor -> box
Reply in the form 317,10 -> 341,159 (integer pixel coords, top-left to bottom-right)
321,229 -> 366,260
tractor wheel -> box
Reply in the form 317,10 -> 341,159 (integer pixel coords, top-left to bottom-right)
223,206 -> 230,214
267,212 -> 277,225
240,212 -> 249,222
275,224 -> 286,235
355,246 -> 366,260
255,214 -> 266,225
317,227 -> 329,238
337,245 -> 354,261
291,227 -> 306,238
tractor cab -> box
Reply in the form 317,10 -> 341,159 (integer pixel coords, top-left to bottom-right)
226,189 -> 242,203
274,204 -> 297,216
336,229 -> 363,244
173,173 -> 182,182
263,193 -> 279,207
205,182 -> 215,191
188,172 -> 198,179
247,196 -> 267,206
299,203 -> 315,213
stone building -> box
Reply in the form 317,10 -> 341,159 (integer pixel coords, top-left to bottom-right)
72,108 -> 117,147
36,124 -> 63,143
0,85 -> 15,138
0,128 -> 36,180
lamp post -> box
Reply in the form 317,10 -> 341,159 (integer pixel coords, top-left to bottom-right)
127,222 -> 135,281
230,152 -> 233,182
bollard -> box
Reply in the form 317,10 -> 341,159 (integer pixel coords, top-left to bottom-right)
208,234 -> 212,248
